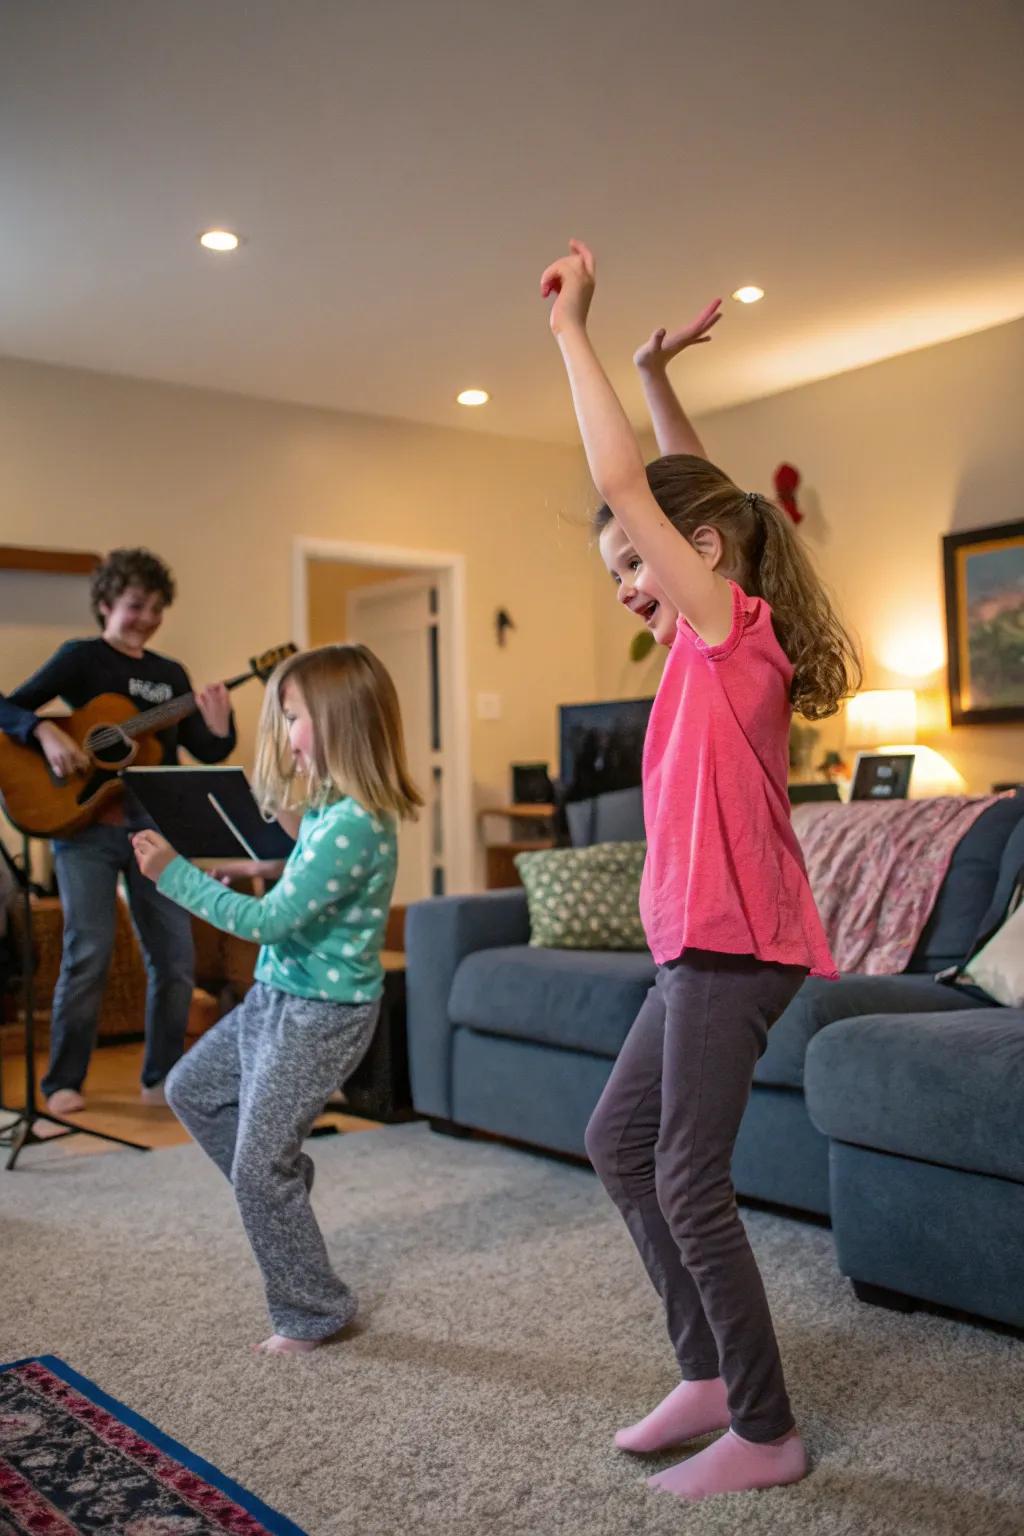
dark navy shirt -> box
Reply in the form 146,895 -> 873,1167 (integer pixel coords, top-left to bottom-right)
0,695 -> 40,745
8,638 -> 236,765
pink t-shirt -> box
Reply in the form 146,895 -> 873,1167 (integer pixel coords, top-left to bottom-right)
640,580 -> 837,978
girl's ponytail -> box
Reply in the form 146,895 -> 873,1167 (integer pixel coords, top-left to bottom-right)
749,493 -> 861,720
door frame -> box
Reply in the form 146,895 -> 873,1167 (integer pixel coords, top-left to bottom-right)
292,537 -> 473,894
347,573 -> 444,905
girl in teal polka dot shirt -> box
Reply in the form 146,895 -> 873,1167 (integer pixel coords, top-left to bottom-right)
133,644 -> 422,1354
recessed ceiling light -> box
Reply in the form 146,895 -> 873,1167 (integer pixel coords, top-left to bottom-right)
732,285 -> 764,304
199,229 -> 240,252
456,388 -> 489,407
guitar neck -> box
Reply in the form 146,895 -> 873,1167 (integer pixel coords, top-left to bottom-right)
121,669 -> 251,741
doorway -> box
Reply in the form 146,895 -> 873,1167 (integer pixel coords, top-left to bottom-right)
292,539 -> 472,901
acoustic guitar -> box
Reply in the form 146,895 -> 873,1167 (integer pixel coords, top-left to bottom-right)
0,644 -> 296,839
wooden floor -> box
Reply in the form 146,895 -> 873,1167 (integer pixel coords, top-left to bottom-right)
0,1040 -> 381,1159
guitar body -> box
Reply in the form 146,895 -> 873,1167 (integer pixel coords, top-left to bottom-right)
0,694 -> 165,839
0,642 -> 295,840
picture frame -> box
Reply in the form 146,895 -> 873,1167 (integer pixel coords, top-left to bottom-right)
943,519 -> 1024,726
850,752 -> 915,801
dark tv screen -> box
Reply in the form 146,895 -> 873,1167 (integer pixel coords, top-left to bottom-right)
559,698 -> 654,804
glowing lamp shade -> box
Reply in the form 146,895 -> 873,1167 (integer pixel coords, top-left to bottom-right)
845,689 -> 917,749
901,745 -> 966,798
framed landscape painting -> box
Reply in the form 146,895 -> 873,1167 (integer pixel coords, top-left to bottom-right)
943,519 -> 1024,725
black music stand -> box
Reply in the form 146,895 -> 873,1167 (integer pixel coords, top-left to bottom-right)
122,767 -> 294,860
0,833 -> 149,1170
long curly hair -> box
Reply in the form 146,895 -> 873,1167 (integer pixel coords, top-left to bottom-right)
595,454 -> 861,719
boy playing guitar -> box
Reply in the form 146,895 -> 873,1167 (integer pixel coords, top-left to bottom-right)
4,548 -> 236,1117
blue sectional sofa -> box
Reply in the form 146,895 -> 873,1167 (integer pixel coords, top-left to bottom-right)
805,1005 -> 1024,1328
406,792 -> 1024,1323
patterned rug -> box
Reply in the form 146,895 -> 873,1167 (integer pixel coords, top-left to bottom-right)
0,1356 -> 306,1536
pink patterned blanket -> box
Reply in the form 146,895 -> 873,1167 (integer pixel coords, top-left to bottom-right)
792,796 -> 1001,975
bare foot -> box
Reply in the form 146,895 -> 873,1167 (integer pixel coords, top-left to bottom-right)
47,1089 -> 85,1116
254,1334 -> 323,1356
140,1082 -> 167,1106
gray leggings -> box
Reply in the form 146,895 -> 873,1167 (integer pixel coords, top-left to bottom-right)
166,981 -> 379,1340
585,949 -> 806,1443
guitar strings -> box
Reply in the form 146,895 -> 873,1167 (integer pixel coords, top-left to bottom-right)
86,700 -> 193,752
71,649 -> 291,755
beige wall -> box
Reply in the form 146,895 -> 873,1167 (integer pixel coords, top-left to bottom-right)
595,318 -> 1024,793
306,560 -> 408,647
0,357 -> 598,882
590,444 -> 668,705
7,309 -> 1020,856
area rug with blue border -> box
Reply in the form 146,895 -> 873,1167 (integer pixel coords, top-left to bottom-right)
0,1355 -> 306,1535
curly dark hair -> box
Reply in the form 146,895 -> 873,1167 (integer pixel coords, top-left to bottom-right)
90,548 -> 176,628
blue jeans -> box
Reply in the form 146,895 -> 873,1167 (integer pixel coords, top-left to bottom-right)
43,825 -> 194,1096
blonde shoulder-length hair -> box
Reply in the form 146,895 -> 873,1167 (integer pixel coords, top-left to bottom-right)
253,644 -> 424,821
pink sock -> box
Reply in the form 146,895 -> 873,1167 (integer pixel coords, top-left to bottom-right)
615,1377 -> 730,1453
647,1427 -> 807,1502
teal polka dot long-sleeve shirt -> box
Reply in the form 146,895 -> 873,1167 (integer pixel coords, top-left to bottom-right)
158,797 -> 398,1004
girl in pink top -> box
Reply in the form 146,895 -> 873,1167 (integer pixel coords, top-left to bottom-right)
541,242 -> 860,1506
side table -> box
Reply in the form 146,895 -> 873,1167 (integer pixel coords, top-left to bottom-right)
477,804 -> 557,889
334,953 -> 412,1123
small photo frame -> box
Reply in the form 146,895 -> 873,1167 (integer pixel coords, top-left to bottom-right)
850,752 -> 915,801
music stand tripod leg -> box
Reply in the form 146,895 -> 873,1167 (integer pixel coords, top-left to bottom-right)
0,832 -> 149,1169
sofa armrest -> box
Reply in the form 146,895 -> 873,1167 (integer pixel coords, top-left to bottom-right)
805,1008 -> 1024,1182
405,890 -> 531,1117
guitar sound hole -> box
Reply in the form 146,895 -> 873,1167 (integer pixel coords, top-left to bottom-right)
85,724 -> 134,769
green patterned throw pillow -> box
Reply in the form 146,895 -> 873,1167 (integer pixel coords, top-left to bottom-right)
515,841 -> 648,951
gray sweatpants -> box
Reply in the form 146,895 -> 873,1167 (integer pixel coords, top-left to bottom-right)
165,981 -> 379,1340
585,949 -> 806,1443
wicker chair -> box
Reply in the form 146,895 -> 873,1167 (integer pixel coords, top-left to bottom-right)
11,889 -> 221,1045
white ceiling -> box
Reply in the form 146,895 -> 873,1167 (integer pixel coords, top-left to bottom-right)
2,0 -> 1022,444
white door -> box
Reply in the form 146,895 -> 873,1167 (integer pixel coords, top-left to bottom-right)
347,577 -> 442,906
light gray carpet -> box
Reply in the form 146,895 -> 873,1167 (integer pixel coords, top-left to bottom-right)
2,1123 -> 1022,1536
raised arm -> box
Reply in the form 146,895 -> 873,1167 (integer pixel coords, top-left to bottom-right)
634,300 -> 721,458
541,242 -> 732,645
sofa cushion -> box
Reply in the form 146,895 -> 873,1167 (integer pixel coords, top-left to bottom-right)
962,806 -> 1024,948
962,896 -> 1024,1006
907,793 -> 1024,972
805,1009 -> 1024,1183
566,785 -> 645,847
449,945 -> 655,1058
515,841 -> 647,950
754,972 -> 992,1089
